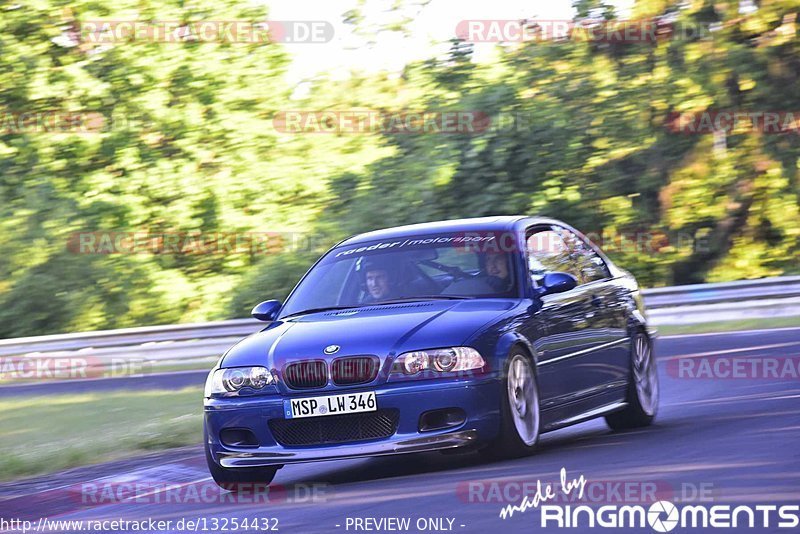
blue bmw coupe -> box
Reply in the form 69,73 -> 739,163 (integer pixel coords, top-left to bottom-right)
204,216 -> 659,488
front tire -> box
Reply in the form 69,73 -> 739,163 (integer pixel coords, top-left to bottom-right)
204,438 -> 280,491
605,332 -> 659,430
482,351 -> 541,459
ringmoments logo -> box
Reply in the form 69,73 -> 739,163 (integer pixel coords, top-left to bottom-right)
648,501 -> 679,532
497,469 -> 799,531
538,501 -> 800,530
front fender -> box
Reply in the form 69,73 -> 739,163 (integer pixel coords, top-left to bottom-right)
627,307 -> 657,339
495,331 -> 538,368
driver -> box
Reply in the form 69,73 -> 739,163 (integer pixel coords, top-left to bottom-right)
361,257 -> 398,302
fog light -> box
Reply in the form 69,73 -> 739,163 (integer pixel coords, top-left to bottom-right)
220,428 -> 259,447
419,408 -> 466,432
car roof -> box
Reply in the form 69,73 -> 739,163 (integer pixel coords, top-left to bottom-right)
338,215 -> 554,246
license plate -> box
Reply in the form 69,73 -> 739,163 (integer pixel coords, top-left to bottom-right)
283,391 -> 377,419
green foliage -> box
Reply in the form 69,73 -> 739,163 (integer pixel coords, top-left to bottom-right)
321,0 -> 800,287
227,250 -> 320,317
0,0 -> 798,337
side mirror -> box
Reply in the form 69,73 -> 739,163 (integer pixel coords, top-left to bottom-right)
251,300 -> 282,322
537,272 -> 578,297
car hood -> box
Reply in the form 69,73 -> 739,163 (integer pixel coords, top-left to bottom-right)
221,300 -> 517,370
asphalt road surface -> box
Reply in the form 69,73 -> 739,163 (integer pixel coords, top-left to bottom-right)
2,327 -> 799,534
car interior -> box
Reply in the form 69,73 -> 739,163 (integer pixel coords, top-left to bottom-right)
345,247 -> 516,303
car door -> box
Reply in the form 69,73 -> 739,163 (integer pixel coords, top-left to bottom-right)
524,224 -> 632,409
521,226 -> 597,410
562,228 -> 630,389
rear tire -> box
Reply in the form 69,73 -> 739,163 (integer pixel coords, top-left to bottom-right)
605,332 -> 658,431
481,351 -> 540,460
204,437 -> 280,491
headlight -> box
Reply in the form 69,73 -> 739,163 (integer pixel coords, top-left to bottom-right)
204,366 -> 274,396
392,347 -> 485,376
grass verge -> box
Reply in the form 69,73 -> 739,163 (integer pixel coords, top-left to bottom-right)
656,315 -> 800,336
0,387 -> 202,482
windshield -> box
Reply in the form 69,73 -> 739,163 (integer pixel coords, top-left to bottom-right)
280,232 -> 519,317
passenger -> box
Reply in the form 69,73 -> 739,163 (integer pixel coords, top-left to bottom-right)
442,251 -> 514,296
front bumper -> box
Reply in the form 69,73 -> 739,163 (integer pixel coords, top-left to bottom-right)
205,376 -> 500,468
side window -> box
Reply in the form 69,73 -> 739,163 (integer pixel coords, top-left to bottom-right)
559,228 -> 611,284
526,229 -> 581,283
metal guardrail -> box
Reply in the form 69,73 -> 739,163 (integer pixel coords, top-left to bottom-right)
0,275 -> 798,377
643,275 -> 800,325
643,275 -> 800,308
0,318 -> 260,357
